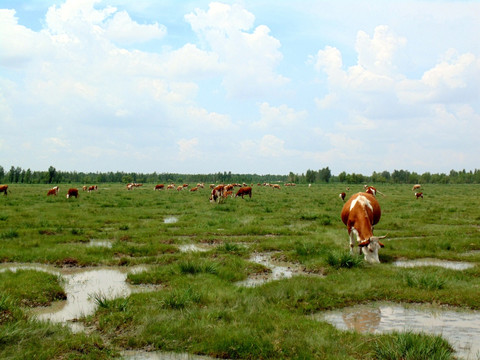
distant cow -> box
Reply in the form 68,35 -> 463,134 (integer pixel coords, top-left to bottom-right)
341,192 -> 386,263
412,184 -> 421,191
364,185 -> 385,197
415,192 -> 423,199
209,184 -> 225,203
0,185 -> 8,196
88,185 -> 97,192
190,187 -> 198,192
235,186 -> 252,199
339,192 -> 346,201
66,188 -> 78,199
154,184 -> 165,191
47,188 -> 57,196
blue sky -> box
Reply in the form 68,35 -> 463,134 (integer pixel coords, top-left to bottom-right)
1,0 -> 479,175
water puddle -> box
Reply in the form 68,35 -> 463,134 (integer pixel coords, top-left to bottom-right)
177,244 -> 212,252
394,258 -> 475,270
121,350 -> 216,360
87,239 -> 112,248
316,302 -> 480,360
164,217 -> 178,224
0,263 -> 150,332
237,252 -> 320,287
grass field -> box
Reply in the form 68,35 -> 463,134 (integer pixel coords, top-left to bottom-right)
0,183 -> 479,359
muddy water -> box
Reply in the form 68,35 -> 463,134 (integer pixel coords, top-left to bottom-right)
164,216 -> 178,224
177,244 -> 212,252
237,252 -> 320,287
394,258 -> 475,270
1,263 -> 148,332
317,302 -> 480,360
121,350 -> 216,360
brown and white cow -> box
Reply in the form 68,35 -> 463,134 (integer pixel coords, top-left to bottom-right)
341,192 -> 386,263
47,188 -> 57,196
235,186 -> 252,199
339,192 -> 346,201
412,184 -> 421,191
88,185 -> 97,192
190,187 -> 198,192
154,184 -> 165,191
209,184 -> 225,203
415,192 -> 423,199
66,188 -> 79,199
0,185 -> 8,196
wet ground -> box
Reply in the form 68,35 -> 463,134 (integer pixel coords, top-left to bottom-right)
236,252 -> 322,287
394,258 -> 475,270
317,302 -> 480,360
0,263 -> 149,332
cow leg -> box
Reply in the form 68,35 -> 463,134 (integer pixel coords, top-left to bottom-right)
348,231 -> 355,255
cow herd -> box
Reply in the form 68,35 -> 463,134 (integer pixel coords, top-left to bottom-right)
1,182 -> 426,264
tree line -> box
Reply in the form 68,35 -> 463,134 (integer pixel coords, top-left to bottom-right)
1,165 -> 480,185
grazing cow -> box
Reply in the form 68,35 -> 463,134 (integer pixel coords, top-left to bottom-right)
415,192 -> 423,199
167,184 -> 175,190
364,185 -> 386,197
271,184 -> 281,189
66,188 -> 79,199
154,184 -> 165,191
190,187 -> 198,192
88,185 -> 97,192
209,184 -> 225,203
224,190 -> 233,198
47,188 -> 57,196
176,186 -> 183,191
412,184 -> 421,191
0,185 -> 8,196
341,192 -> 386,263
235,186 -> 252,199
339,192 -> 346,201
82,186 -> 87,191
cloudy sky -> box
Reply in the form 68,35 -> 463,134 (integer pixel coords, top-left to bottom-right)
1,0 -> 479,175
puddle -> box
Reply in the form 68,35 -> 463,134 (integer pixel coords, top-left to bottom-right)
237,252 -> 320,287
87,239 -> 112,248
164,217 -> 178,224
121,350 -> 216,360
394,258 -> 475,270
0,263 -> 150,332
177,244 -> 212,252
316,302 -> 480,360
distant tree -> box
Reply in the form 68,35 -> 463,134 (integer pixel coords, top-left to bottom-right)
338,171 -> 347,183
318,167 -> 331,183
305,169 -> 316,184
0,166 -> 4,182
47,166 -> 57,184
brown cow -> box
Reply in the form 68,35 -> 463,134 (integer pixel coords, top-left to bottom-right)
235,186 -> 252,199
88,185 -> 97,192
339,192 -> 346,201
66,188 -> 79,199
412,184 -> 421,191
415,192 -> 423,199
341,192 -> 386,263
0,185 -> 8,196
47,188 -> 57,196
154,184 -> 165,191
209,184 -> 225,203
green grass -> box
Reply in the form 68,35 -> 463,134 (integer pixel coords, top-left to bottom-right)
0,183 -> 479,359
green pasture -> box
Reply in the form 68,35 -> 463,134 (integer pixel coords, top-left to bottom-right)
0,183 -> 479,359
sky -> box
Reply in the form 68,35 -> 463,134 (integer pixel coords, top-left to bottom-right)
1,0 -> 479,176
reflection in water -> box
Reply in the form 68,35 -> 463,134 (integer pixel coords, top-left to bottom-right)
88,239 -> 112,248
318,303 -> 480,360
236,252 -> 319,287
121,350 -> 215,360
394,258 -> 474,270
177,244 -> 211,253
0,264 -> 148,332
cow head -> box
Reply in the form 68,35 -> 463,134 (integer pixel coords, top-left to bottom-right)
358,236 -> 386,263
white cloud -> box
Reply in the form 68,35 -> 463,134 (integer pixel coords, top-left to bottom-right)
185,2 -> 288,98
177,138 -> 201,161
252,102 -> 307,129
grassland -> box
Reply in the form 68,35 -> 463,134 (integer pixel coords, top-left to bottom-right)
0,183 -> 479,359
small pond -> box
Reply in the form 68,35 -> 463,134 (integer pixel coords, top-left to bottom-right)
394,258 -> 475,270
316,302 -> 480,360
1,263 -> 149,332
